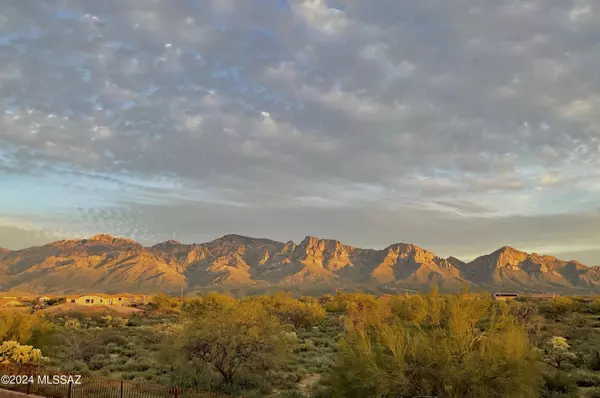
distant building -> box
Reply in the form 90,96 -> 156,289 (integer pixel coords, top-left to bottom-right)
528,293 -> 558,299
36,296 -> 52,303
66,294 -> 109,305
492,293 -> 519,301
64,293 -> 149,306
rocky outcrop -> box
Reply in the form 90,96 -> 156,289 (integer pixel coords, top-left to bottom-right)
464,246 -> 600,291
0,234 -> 598,295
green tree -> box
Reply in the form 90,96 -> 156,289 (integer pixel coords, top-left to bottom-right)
150,294 -> 181,313
544,336 -> 577,370
328,295 -> 541,398
181,293 -> 237,318
244,293 -> 326,328
180,300 -> 296,384
0,310 -> 53,345
0,341 -> 47,365
390,295 -> 428,324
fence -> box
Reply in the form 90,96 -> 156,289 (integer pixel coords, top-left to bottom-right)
0,365 -> 230,398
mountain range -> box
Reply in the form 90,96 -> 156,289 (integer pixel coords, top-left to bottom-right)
0,234 -> 599,296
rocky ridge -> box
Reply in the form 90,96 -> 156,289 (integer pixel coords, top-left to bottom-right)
0,234 -> 598,295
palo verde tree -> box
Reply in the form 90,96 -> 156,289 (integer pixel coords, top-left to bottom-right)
180,299 -> 296,384
328,294 -> 542,398
544,336 -> 577,370
0,341 -> 48,365
243,292 -> 326,328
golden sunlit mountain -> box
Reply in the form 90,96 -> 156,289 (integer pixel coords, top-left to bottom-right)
0,234 -> 598,295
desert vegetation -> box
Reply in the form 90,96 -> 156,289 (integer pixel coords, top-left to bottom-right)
2,292 -> 600,397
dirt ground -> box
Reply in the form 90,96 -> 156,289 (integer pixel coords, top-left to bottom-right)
296,373 -> 322,395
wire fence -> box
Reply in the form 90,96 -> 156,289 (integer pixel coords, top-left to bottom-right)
0,365 -> 231,398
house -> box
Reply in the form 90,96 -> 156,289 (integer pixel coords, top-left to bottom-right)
492,293 -> 519,301
579,296 -> 597,303
36,296 -> 52,303
528,293 -> 558,299
66,294 -> 109,305
64,293 -> 149,306
106,293 -> 149,306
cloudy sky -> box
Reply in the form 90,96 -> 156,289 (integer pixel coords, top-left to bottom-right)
1,0 -> 600,263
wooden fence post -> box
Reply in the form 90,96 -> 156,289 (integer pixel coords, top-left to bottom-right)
120,379 -> 124,398
67,381 -> 72,398
26,367 -> 31,395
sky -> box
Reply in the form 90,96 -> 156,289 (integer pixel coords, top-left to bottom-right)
1,0 -> 600,263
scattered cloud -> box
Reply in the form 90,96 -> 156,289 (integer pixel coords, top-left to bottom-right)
1,0 -> 600,264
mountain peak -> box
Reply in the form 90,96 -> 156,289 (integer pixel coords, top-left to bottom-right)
385,242 -> 428,253
493,246 -> 524,255
151,239 -> 187,249
212,234 -> 282,246
447,256 -> 466,268
300,236 -> 347,249
85,234 -> 138,245
52,234 -> 139,247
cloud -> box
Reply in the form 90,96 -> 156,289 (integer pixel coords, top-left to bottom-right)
1,0 -> 600,264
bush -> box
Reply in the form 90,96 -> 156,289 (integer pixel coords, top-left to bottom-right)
101,331 -> 127,346
311,386 -> 333,398
276,391 -> 308,398
589,350 -> 600,371
0,340 -> 48,364
126,316 -> 142,327
540,297 -> 578,318
243,293 -> 326,328
0,311 -> 54,345
574,369 -> 600,387
232,371 -> 272,394
87,355 -> 106,371
149,294 -> 180,314
542,370 -> 578,397
585,387 -> 600,398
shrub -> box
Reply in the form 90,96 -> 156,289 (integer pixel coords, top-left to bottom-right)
311,386 -> 333,398
390,295 -> 428,323
0,311 -> 53,344
589,350 -> 600,371
585,387 -> 600,398
0,340 -> 48,365
276,391 -> 308,398
87,355 -> 106,371
149,294 -> 181,314
544,336 -> 577,370
181,293 -> 237,318
101,331 -> 127,346
243,293 -> 326,328
232,371 -> 272,394
574,369 -> 600,387
541,370 -> 578,397
126,317 -> 142,327
540,297 -> 578,318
